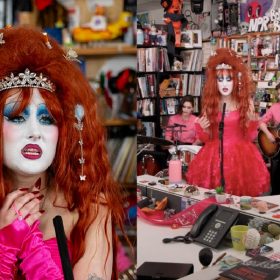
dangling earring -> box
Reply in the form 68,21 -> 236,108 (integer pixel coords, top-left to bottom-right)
74,104 -> 86,181
238,72 -> 242,94
42,32 -> 52,49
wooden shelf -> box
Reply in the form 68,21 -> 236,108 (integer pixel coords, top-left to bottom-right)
251,55 -> 275,59
251,68 -> 279,71
103,118 -> 137,126
227,32 -> 280,39
71,45 -> 136,56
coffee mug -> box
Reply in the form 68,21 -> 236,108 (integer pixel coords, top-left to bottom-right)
230,225 -> 248,251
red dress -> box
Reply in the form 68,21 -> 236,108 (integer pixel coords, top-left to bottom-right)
186,111 -> 270,196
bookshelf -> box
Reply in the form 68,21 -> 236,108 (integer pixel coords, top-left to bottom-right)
137,45 -> 203,139
216,31 -> 280,116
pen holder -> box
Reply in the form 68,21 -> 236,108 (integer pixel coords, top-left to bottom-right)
169,159 -> 182,184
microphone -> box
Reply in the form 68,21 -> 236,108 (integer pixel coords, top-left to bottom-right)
174,123 -> 186,127
219,102 -> 226,189
219,102 -> 226,138
53,216 -> 74,280
199,248 -> 213,269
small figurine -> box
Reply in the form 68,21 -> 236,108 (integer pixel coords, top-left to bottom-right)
172,58 -> 183,71
83,5 -> 107,31
161,0 -> 187,50
149,23 -> 158,45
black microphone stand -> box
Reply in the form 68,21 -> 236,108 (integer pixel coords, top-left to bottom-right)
219,103 -> 226,192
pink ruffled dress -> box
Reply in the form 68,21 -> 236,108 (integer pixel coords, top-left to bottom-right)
186,111 -> 270,196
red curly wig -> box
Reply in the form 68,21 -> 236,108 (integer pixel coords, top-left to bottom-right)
0,26 -> 124,279
202,48 -> 255,136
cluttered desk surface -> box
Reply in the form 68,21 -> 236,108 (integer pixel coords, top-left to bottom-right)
137,174 -> 280,279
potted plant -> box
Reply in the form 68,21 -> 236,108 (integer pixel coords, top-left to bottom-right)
215,186 -> 227,203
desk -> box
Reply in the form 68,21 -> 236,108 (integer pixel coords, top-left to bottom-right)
137,175 -> 280,279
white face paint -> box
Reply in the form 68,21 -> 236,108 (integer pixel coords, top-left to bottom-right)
217,73 -> 233,96
3,89 -> 59,176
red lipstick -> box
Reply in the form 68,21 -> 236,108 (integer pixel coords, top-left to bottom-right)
21,144 -> 42,160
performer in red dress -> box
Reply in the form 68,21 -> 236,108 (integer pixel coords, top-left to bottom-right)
186,48 -> 269,197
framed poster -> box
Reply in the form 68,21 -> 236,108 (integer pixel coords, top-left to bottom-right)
181,30 -> 193,48
192,30 -> 202,48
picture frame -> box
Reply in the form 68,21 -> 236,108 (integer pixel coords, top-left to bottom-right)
234,39 -> 247,56
192,30 -> 202,48
180,30 -> 193,48
181,50 -> 194,71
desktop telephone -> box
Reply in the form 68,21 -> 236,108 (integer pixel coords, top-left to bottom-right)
163,204 -> 239,248
190,204 -> 239,248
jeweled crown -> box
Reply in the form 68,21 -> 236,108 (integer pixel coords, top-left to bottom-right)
216,63 -> 232,70
0,68 -> 55,92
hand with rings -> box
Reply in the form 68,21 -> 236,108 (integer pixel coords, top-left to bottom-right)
0,183 -> 44,230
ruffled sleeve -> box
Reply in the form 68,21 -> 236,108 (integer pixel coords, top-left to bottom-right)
195,123 -> 210,143
0,219 -> 30,279
19,221 -> 64,280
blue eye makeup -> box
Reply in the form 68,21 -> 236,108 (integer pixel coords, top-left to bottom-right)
3,102 -> 55,125
37,104 -> 55,125
3,102 -> 29,124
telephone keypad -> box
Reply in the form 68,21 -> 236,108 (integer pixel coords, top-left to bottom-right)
203,230 -> 218,243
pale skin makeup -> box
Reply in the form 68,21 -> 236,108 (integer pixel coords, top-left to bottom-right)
197,72 -> 234,131
0,88 -> 112,279
216,73 -> 233,97
198,71 -> 257,131
0,88 -> 58,229
3,89 -> 59,177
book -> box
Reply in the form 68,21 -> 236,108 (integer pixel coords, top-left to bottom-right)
246,245 -> 274,258
219,255 -> 280,280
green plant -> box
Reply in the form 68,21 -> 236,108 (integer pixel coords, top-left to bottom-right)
215,186 -> 224,194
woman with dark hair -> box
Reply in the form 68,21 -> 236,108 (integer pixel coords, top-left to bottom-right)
186,48 -> 269,196
0,26 -> 125,279
165,95 -> 199,144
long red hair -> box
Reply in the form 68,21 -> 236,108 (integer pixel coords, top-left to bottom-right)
0,27 -> 124,278
202,48 -> 255,136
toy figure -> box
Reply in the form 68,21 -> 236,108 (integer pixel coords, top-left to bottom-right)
83,5 -> 107,31
72,11 -> 132,42
160,0 -> 187,52
149,23 -> 158,45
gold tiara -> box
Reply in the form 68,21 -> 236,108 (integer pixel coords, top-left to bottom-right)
0,68 -> 55,93
216,63 -> 232,70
